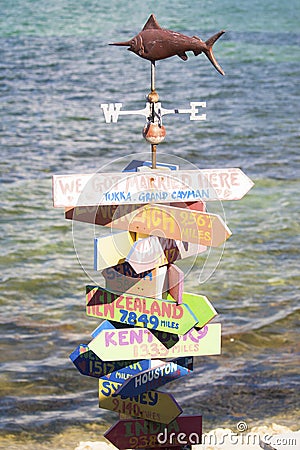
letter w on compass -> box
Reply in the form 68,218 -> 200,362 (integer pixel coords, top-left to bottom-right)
100,101 -> 206,123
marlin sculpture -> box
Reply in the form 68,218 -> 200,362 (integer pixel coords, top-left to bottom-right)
110,14 -> 225,75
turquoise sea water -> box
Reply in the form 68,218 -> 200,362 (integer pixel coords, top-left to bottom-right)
1,0 -> 299,448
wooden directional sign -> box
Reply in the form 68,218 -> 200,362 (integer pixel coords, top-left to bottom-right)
86,286 -> 198,335
67,203 -> 231,247
88,322 -> 221,361
167,292 -> 217,328
124,200 -> 206,275
168,264 -> 184,304
126,236 -> 207,274
70,343 -> 151,379
86,285 -> 217,331
99,378 -> 182,424
102,262 -> 168,298
53,168 -> 254,207
104,415 -> 202,449
103,360 -> 164,384
65,199 -> 205,224
116,204 -> 231,247
94,231 -> 135,271
115,356 -> 193,398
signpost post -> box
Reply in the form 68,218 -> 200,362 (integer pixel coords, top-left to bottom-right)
52,13 -> 254,450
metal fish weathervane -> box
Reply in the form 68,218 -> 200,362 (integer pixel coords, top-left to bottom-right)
110,14 -> 225,75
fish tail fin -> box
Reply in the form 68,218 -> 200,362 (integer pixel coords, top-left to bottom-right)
204,30 -> 225,76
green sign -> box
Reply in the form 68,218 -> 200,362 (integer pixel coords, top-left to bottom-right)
167,292 -> 217,328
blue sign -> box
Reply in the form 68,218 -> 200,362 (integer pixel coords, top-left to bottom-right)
70,343 -> 151,379
102,359 -> 152,383
115,356 -> 193,397
122,159 -> 179,172
91,319 -> 116,338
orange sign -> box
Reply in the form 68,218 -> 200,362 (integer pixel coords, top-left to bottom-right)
66,203 -> 231,247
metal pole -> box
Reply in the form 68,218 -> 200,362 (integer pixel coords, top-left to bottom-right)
151,60 -> 155,92
151,144 -> 157,169
151,61 -> 156,168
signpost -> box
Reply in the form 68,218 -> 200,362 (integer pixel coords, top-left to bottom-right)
52,14 -> 254,450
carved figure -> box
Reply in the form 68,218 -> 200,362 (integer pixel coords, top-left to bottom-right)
110,14 -> 225,75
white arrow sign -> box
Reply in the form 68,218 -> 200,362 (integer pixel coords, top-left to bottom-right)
53,168 -> 254,207
100,101 -> 206,124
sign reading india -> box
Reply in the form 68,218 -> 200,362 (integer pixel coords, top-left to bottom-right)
53,168 -> 254,207
99,378 -> 182,424
104,415 -> 202,449
88,322 -> 221,360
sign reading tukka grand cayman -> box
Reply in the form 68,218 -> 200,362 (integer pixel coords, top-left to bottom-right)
53,168 -> 254,207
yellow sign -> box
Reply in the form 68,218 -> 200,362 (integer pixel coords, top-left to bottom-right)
89,323 -> 221,361
99,378 -> 182,424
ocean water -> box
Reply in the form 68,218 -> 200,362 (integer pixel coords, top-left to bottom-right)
0,0 -> 299,448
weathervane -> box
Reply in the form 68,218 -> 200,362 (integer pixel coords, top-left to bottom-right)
101,14 -> 225,168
